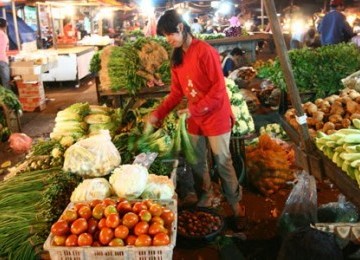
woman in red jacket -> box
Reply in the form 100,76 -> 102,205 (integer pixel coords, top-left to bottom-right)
148,9 -> 245,230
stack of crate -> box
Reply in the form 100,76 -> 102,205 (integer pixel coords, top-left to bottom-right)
11,61 -> 46,112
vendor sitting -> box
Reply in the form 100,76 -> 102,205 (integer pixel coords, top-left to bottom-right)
222,47 -> 245,77
61,18 -> 78,43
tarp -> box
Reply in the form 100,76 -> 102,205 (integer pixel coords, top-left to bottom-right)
5,12 -> 36,50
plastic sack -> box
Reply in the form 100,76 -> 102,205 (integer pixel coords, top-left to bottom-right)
63,130 -> 121,177
8,133 -> 32,154
277,171 -> 318,237
318,194 -> 359,223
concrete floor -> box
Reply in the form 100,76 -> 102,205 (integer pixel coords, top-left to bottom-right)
21,77 -> 98,139
0,77 -> 98,169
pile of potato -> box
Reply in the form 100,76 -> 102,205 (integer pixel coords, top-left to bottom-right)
285,88 -> 360,137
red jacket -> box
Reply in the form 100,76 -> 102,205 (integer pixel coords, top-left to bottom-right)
153,38 -> 234,136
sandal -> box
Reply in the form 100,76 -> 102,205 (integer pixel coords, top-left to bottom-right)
233,215 -> 247,232
232,203 -> 247,231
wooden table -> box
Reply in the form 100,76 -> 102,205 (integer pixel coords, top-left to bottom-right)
206,33 -> 272,62
97,84 -> 170,108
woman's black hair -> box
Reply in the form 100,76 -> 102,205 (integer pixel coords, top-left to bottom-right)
157,9 -> 193,67
230,47 -> 244,56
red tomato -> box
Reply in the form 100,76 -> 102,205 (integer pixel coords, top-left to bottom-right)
139,209 -> 152,222
92,204 -> 105,220
87,218 -> 98,234
97,218 -> 107,229
134,221 -> 149,236
114,225 -> 129,239
74,202 -> 90,212
78,233 -> 93,246
116,201 -> 132,215
132,202 -> 148,213
99,227 -> 114,245
122,212 -> 139,229
135,234 -> 152,247
78,205 -> 92,220
61,209 -> 78,223
65,234 -> 78,247
52,235 -> 66,246
102,198 -> 116,206
126,235 -> 137,246
139,210 -> 152,222
51,220 -> 69,236
160,209 -> 175,227
149,203 -> 163,217
104,205 -> 118,218
108,238 -> 125,247
148,222 -> 165,236
106,213 -> 120,228
153,232 -> 170,246
143,199 -> 154,209
90,199 -> 102,208
151,216 -> 165,226
70,218 -> 88,235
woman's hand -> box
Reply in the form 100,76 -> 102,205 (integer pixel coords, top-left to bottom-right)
177,108 -> 191,118
145,114 -> 161,129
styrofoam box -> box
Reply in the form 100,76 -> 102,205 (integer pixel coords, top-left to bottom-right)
44,199 -> 177,260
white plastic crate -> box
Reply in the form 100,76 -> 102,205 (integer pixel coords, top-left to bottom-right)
44,199 -> 177,260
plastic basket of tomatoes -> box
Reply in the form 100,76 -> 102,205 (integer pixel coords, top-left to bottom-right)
43,198 -> 177,260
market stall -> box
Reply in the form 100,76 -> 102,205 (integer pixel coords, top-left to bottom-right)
41,46 -> 95,83
206,33 -> 271,62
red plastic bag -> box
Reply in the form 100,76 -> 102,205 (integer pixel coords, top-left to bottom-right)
8,133 -> 32,154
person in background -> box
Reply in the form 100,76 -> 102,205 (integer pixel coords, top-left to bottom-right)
147,9 -> 246,231
204,20 -> 217,34
191,18 -> 203,34
0,18 -> 10,89
303,28 -> 321,48
63,18 -> 77,42
290,29 -> 305,49
317,0 -> 354,45
222,47 -> 245,77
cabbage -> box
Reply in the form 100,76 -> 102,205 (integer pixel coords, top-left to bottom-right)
141,174 -> 175,200
63,130 -> 121,177
70,178 -> 113,202
109,164 -> 148,199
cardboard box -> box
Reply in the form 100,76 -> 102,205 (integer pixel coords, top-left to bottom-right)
11,64 -> 42,76
21,74 -> 42,83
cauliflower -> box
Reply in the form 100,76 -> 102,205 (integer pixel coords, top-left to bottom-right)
70,178 -> 113,202
141,174 -> 175,200
109,164 -> 149,199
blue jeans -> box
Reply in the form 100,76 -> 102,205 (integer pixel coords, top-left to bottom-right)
0,61 -> 10,89
189,132 -> 242,204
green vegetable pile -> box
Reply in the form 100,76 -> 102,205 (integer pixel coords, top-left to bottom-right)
315,121 -> 360,187
257,43 -> 360,98
0,87 -> 21,141
0,168 -> 82,259
91,37 -> 171,94
0,87 -> 21,111
260,123 -> 289,141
